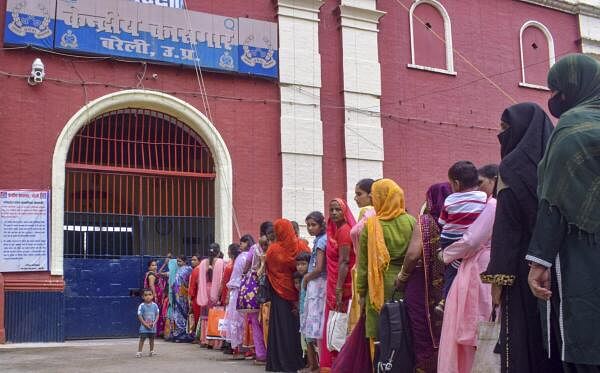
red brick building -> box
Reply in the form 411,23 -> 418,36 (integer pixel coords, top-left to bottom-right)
0,0 -> 598,342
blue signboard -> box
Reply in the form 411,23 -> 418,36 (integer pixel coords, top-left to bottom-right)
3,0 -> 55,49
3,0 -> 278,79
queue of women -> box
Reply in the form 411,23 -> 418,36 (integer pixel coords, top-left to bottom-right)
141,54 -> 600,373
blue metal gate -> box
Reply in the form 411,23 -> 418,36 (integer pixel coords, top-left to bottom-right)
63,109 -> 215,339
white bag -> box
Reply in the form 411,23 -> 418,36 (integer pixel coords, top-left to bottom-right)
472,307 -> 501,373
326,310 -> 349,352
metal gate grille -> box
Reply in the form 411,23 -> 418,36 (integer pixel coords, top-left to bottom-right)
64,109 -> 216,259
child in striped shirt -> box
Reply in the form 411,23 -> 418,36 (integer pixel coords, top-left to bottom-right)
436,161 -> 488,314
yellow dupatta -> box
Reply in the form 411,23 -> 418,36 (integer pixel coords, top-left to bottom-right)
366,179 -> 406,312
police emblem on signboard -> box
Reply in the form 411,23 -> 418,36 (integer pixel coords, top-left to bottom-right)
8,2 -> 52,39
219,51 -> 234,70
60,30 -> 78,49
241,36 -> 276,69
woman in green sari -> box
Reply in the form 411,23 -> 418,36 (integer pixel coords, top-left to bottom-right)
527,53 -> 600,373
356,178 -> 416,357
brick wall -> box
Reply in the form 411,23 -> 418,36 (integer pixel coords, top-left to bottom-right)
378,0 -> 580,213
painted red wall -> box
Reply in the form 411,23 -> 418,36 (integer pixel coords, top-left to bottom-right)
320,0 -> 348,209
522,25 -> 552,87
378,0 -> 580,214
413,3 -> 446,70
0,0 -> 281,258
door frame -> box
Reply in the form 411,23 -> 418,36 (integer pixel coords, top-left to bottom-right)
51,90 -> 233,275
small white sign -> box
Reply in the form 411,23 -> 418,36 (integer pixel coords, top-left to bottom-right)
0,190 -> 50,272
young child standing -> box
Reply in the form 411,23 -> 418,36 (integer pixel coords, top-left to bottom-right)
436,161 -> 488,313
137,288 -> 160,358
300,211 -> 327,373
295,252 -> 310,316
294,252 -> 310,371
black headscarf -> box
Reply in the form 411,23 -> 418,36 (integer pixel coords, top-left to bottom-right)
498,102 -> 554,227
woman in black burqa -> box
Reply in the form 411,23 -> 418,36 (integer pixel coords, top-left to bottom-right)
481,102 -> 562,373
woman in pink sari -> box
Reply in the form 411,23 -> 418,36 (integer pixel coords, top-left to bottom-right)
437,197 -> 496,373
348,179 -> 375,333
144,258 -> 169,336
320,198 -> 356,372
195,243 -> 224,348
224,243 -> 251,359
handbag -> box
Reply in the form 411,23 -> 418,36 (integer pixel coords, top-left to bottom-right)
326,308 -> 349,352
237,271 -> 260,313
256,273 -> 271,304
332,315 -> 371,373
472,306 -> 501,373
206,306 -> 226,340
375,290 -> 414,373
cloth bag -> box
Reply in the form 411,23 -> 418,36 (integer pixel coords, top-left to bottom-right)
206,306 -> 226,340
326,309 -> 349,352
237,271 -> 260,313
472,307 -> 501,373
332,314 -> 371,373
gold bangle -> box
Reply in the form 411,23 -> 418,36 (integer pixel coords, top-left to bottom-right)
397,268 -> 411,282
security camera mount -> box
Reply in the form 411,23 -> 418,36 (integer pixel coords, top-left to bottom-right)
28,58 -> 45,86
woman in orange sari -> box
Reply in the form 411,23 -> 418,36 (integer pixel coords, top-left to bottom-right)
320,198 -> 356,371
266,219 -> 310,372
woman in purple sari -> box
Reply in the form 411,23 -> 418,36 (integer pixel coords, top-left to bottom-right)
396,183 -> 451,372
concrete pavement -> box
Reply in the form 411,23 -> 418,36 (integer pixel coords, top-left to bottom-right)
0,339 -> 265,373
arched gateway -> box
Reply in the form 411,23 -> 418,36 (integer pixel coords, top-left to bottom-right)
51,90 -> 232,339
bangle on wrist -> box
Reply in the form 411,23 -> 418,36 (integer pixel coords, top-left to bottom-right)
397,267 -> 411,282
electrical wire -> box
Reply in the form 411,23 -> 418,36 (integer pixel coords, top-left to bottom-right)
181,0 -> 242,240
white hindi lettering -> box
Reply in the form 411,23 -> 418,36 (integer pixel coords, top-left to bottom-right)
101,36 -> 150,55
99,12 -> 119,34
177,28 -> 197,45
100,36 -> 125,51
180,48 -> 196,61
63,7 -> 86,28
220,34 -> 235,50
161,45 -> 175,58
124,39 -> 151,55
134,0 -> 180,7
149,24 -> 179,42
119,19 -> 141,37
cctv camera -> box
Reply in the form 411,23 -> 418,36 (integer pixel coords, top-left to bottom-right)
30,58 -> 45,84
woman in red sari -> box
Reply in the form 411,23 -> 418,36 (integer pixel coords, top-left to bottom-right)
266,219 -> 310,372
320,198 -> 356,371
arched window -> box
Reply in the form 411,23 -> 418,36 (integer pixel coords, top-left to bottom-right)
519,21 -> 555,90
408,0 -> 455,75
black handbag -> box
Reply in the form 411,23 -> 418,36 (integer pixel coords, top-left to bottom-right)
374,290 -> 414,373
256,273 -> 271,304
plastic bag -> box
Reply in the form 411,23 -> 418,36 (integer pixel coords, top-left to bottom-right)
326,310 -> 349,352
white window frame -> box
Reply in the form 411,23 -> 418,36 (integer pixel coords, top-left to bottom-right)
408,0 -> 456,76
519,20 -> 555,91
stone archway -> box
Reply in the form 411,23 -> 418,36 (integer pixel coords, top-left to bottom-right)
51,89 -> 233,275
